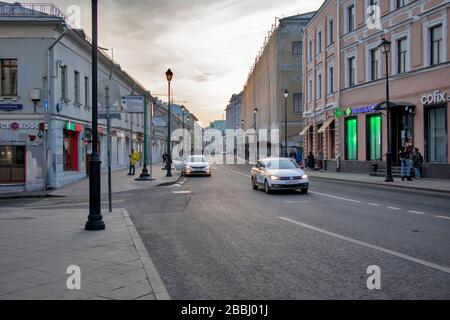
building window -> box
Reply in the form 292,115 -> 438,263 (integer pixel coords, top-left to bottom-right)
0,59 -> 18,96
328,19 -> 334,46
74,71 -> 80,104
430,24 -> 443,66
348,56 -> 356,87
63,129 -> 79,172
307,79 -> 312,103
61,65 -> 67,100
347,4 -> 355,33
397,37 -> 407,74
308,41 -> 313,62
293,93 -> 303,113
84,76 -> 90,107
328,66 -> 334,94
316,73 -> 322,99
317,31 -> 322,54
367,114 -> 381,161
396,0 -> 406,9
370,48 -> 379,81
0,145 -> 25,183
426,106 -> 447,163
292,41 -> 302,56
345,117 -> 358,160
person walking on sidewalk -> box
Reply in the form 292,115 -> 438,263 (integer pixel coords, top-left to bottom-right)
413,148 -> 424,179
307,151 -> 315,170
399,141 -> 413,181
128,149 -> 140,176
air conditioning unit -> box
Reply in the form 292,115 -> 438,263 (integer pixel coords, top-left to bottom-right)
30,88 -> 42,102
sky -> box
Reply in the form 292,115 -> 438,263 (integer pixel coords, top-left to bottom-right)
23,0 -> 323,126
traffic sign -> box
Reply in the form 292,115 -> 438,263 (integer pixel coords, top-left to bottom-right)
121,95 -> 144,113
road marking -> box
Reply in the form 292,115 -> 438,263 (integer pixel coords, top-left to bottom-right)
172,191 -> 191,194
279,217 -> 450,275
435,215 -> 450,220
309,191 -> 362,204
285,200 -> 310,204
173,184 -> 182,187
408,210 -> 426,215
368,203 -> 380,207
220,165 -> 251,178
387,207 -> 402,211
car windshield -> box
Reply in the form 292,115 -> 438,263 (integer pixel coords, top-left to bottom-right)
266,159 -> 299,170
188,156 -> 207,163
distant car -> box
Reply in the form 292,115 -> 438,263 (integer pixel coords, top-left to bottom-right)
251,157 -> 309,194
183,155 -> 211,177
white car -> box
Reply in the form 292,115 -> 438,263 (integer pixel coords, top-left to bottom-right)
183,155 -> 212,177
251,157 -> 309,194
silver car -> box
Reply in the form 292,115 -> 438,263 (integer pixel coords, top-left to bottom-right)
251,157 -> 309,194
183,155 -> 212,177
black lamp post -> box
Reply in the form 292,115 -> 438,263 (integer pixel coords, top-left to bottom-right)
166,69 -> 173,177
186,115 -> 190,154
241,119 -> 244,130
284,89 -> 289,157
253,108 -> 258,131
85,0 -> 105,231
181,105 -> 186,157
379,38 -> 394,182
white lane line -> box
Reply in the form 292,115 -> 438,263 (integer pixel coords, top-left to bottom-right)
435,215 -> 450,220
408,210 -> 426,215
368,203 -> 380,207
387,207 -> 402,211
309,191 -> 362,204
220,165 -> 251,178
279,217 -> 450,275
173,184 -> 182,187
285,200 -> 310,204
172,191 -> 191,194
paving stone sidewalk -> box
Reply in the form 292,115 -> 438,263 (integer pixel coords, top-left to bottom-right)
0,207 -> 170,300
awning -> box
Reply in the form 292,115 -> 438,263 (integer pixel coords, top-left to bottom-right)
317,118 -> 335,134
299,124 -> 313,136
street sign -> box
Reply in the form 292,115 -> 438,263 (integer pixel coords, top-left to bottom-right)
121,95 -> 144,113
98,79 -> 121,107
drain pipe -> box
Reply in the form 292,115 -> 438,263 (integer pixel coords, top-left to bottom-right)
44,23 -> 67,191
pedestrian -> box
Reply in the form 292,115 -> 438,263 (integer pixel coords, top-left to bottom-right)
128,149 -> 139,176
307,151 -> 315,170
317,150 -> 324,171
162,153 -> 168,167
296,150 -> 303,167
399,141 -> 413,181
289,150 -> 295,159
413,147 -> 424,179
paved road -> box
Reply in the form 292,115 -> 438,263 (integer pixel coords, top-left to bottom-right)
2,164 -> 449,299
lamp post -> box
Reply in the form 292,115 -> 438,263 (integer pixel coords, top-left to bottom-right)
85,0 -> 105,231
379,38 -> 394,182
241,119 -> 244,130
253,108 -> 258,131
284,89 -> 289,157
181,105 -> 186,157
136,93 -> 152,181
186,115 -> 190,154
166,69 -> 173,177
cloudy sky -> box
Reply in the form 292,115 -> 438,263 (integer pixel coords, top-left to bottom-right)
25,0 -> 322,126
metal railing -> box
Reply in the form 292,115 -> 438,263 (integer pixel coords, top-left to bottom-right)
0,2 -> 66,19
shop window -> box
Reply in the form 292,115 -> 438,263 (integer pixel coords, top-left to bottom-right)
63,130 -> 79,171
0,59 -> 18,97
0,145 -> 25,183
426,106 -> 447,163
345,118 -> 358,160
367,115 -> 381,161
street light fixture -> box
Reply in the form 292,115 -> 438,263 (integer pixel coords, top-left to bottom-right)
253,108 -> 258,131
378,38 -> 394,183
283,89 -> 289,157
241,119 -> 244,130
166,69 -> 173,177
181,105 -> 186,157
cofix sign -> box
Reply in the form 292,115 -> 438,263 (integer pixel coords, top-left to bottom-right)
421,91 -> 449,105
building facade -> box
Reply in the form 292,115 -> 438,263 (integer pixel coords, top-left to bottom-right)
303,0 -> 450,178
226,92 -> 243,130
241,12 -> 315,156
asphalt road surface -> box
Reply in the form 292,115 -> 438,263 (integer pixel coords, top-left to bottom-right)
2,164 -> 449,299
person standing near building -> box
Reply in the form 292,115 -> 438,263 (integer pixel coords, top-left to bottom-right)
413,148 -> 424,179
307,151 -> 315,170
317,150 -> 324,171
128,149 -> 140,176
399,141 -> 413,181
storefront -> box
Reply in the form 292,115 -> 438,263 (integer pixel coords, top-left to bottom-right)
63,121 -> 82,172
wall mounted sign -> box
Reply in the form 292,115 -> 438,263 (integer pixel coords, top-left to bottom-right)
0,121 -> 39,130
65,121 -> 83,132
0,104 -> 23,111
421,90 -> 449,105
335,104 -> 378,117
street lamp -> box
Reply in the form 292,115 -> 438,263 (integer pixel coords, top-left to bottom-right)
378,38 -> 394,182
186,115 -> 190,154
283,89 -> 289,157
136,91 -> 152,181
166,68 -> 173,177
241,119 -> 244,130
85,0 -> 105,231
181,105 -> 186,157
253,108 -> 258,131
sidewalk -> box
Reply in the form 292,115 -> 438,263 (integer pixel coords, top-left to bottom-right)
0,207 -> 170,300
0,163 -> 181,199
307,170 -> 450,194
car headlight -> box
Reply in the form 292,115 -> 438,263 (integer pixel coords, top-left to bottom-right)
301,175 -> 308,180
270,175 -> 281,180
185,166 -> 192,170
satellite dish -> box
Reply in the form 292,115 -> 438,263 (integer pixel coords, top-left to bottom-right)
98,79 -> 120,107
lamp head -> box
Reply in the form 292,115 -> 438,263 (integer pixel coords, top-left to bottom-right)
378,37 -> 391,54
165,69 -> 173,82
284,89 -> 289,99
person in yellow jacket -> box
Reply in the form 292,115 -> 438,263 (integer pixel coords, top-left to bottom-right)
128,149 -> 140,176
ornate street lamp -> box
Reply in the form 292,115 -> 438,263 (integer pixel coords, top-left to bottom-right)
85,0 -> 105,231
378,38 -> 394,182
166,69 -> 173,177
283,89 -> 289,157
253,108 -> 259,131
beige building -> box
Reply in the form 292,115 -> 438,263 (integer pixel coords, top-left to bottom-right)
303,0 -> 450,178
241,12 -> 315,155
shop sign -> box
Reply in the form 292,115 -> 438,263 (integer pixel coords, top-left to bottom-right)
335,104 -> 377,117
0,121 -> 39,130
421,90 -> 449,105
0,104 -> 23,111
65,121 -> 83,132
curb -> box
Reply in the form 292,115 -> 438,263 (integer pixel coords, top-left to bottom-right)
120,208 -> 171,301
309,175 -> 450,195
0,193 -> 64,200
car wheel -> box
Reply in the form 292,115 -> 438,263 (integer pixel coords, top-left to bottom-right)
264,180 -> 272,194
300,188 -> 308,194
252,177 -> 258,190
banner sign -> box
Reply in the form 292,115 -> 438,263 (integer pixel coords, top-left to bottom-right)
0,104 -> 23,111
